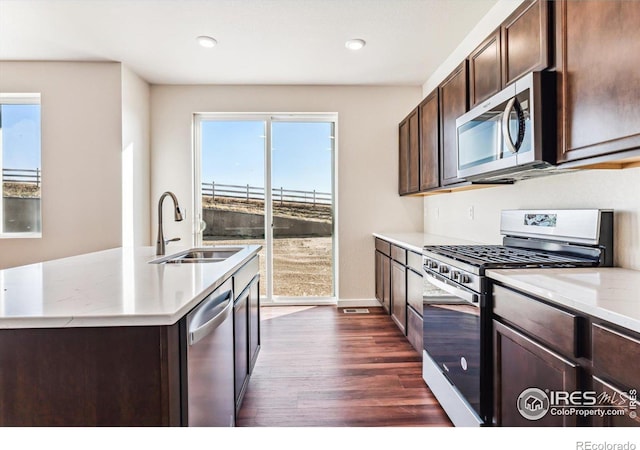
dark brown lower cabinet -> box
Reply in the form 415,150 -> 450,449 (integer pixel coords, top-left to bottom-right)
234,286 -> 250,414
374,239 -> 424,352
249,276 -> 261,372
493,320 -> 578,427
406,307 -> 423,354
0,325 -> 182,426
406,267 -> 424,354
591,377 -> 640,427
390,260 -> 407,334
375,250 -> 391,314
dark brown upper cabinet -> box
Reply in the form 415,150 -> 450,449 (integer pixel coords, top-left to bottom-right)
398,107 -> 420,195
439,61 -> 468,187
501,0 -> 550,87
469,29 -> 502,108
469,0 -> 550,109
418,90 -> 440,191
398,117 -> 409,195
555,0 -> 640,166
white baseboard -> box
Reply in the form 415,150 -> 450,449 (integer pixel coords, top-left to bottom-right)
337,298 -> 382,308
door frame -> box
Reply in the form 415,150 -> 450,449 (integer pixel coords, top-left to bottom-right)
192,112 -> 339,305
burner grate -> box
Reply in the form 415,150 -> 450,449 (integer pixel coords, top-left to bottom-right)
423,245 -> 595,267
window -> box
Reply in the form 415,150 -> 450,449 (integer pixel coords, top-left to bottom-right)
194,114 -> 337,304
0,93 -> 42,237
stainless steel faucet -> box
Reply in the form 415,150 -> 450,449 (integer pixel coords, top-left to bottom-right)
156,191 -> 184,255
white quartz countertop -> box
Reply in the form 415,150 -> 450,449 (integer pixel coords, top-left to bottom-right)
0,245 -> 261,329
373,232 -> 483,254
487,267 -> 640,334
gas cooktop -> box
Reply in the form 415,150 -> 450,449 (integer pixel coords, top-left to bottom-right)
422,244 -> 597,269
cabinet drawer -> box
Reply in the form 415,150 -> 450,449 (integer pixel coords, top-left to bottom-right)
234,256 -> 259,299
493,285 -> 578,357
407,251 -> 423,273
391,245 -> 407,265
592,323 -> 640,391
375,238 -> 391,256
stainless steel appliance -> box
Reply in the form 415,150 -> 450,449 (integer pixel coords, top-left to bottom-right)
422,209 -> 614,426
183,278 -> 235,426
456,71 -> 565,183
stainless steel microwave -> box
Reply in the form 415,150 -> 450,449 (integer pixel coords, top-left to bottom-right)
456,71 -> 559,182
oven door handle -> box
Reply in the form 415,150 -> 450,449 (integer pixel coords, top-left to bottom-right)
424,271 -> 479,305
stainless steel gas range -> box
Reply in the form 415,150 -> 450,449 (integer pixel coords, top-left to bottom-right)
421,209 -> 614,426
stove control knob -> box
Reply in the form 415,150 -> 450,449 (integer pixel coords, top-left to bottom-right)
428,260 -> 438,270
459,274 -> 470,284
439,265 -> 449,274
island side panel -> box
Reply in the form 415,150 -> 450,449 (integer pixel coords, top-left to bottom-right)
0,324 -> 181,426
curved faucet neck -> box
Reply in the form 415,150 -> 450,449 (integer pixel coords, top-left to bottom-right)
156,191 -> 181,256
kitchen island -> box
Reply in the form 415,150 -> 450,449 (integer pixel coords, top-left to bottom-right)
0,245 -> 261,426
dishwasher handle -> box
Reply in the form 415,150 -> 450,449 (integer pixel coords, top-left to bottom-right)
189,281 -> 233,345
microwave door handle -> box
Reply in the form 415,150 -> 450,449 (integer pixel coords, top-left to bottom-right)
501,97 -> 525,154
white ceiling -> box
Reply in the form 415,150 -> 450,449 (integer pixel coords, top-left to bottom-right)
0,0 -> 497,86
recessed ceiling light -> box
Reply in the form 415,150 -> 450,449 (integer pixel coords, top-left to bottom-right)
197,36 -> 217,48
345,39 -> 366,51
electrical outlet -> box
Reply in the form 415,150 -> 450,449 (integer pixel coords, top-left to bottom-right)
468,206 -> 474,220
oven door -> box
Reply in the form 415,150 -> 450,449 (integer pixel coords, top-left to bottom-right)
422,269 -> 483,425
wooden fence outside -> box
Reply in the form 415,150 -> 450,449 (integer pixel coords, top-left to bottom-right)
2,168 -> 41,187
202,182 -> 331,206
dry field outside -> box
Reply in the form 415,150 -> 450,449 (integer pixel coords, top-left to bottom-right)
3,182 -> 40,198
204,195 -> 333,298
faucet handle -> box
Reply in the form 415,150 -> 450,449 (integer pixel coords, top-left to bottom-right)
165,237 -> 181,245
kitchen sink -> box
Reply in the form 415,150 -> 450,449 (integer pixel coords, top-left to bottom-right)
149,247 -> 244,264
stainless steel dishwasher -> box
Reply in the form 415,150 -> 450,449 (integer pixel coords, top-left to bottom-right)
183,278 -> 235,426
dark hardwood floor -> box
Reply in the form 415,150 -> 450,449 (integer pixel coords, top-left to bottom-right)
237,306 -> 452,427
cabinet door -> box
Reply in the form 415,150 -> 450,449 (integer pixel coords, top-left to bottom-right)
408,108 -> 420,193
502,0 -> 550,86
493,320 -> 579,427
382,253 -> 391,314
375,251 -> 391,314
556,0 -> 640,163
419,90 -> 440,191
406,267 -> 423,315
375,251 -> 383,303
439,62 -> 468,186
234,290 -> 249,413
391,261 -> 407,334
399,109 -> 419,195
398,118 -> 409,195
406,306 -> 423,356
469,29 -> 502,108
248,276 -> 260,373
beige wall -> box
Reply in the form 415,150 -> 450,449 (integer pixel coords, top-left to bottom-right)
150,85 -> 423,300
423,168 -> 640,270
422,0 -> 524,96
421,0 -> 640,271
0,62 -> 123,269
121,66 -> 151,247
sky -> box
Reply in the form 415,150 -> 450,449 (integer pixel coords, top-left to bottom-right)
1,104 -> 41,170
201,120 -> 333,194
2,109 -> 333,195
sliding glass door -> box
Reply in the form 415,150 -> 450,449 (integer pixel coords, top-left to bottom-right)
195,114 -> 336,304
